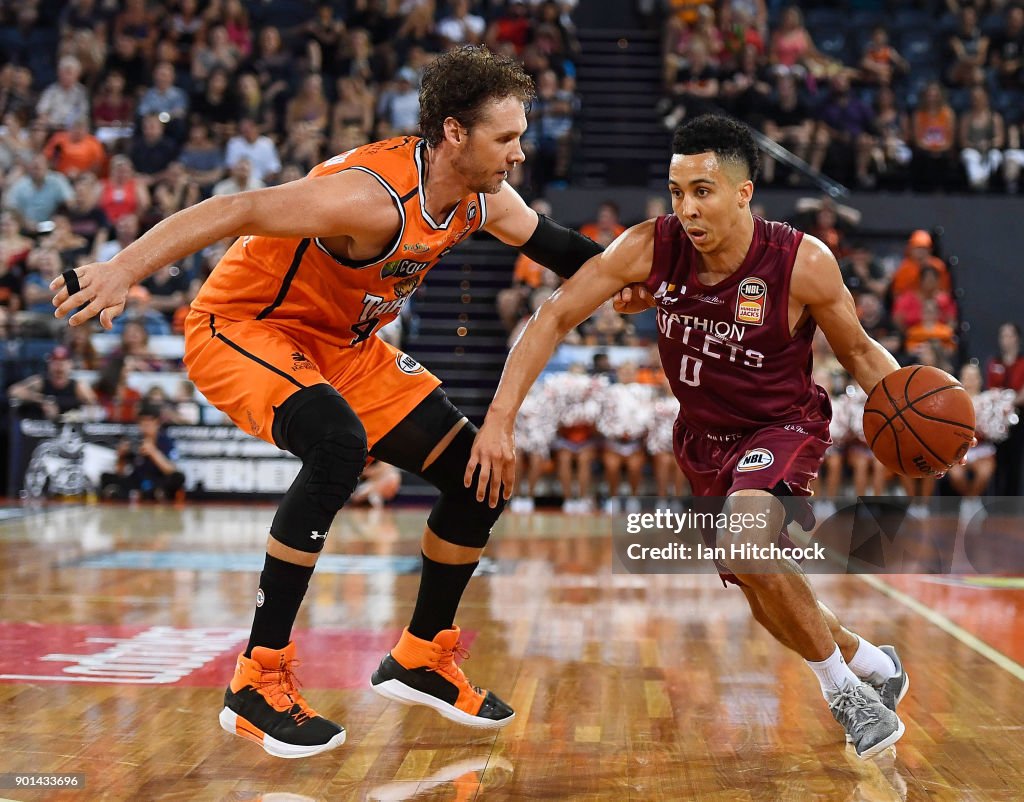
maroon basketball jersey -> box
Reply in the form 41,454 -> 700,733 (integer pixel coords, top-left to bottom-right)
644,214 -> 830,432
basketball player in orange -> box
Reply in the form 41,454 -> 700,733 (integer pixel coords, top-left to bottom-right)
467,115 -> 970,758
50,47 -> 606,758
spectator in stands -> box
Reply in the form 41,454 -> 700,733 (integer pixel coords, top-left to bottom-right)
947,6 -> 989,88
22,245 -> 66,315
35,56 -> 90,130
61,174 -> 108,256
497,198 -> 556,332
377,68 -> 421,135
191,68 -> 240,139
42,212 -> 90,265
62,320 -> 99,369
332,76 -> 375,136
93,355 -> 142,423
101,403 -> 185,501
804,198 -> 849,259
1005,121 -> 1024,193
219,0 -> 254,57
438,0 -> 486,47
719,5 -> 765,70
60,0 -> 108,40
43,118 -> 106,178
760,72 -> 825,184
959,86 -> 1005,192
9,345 -> 97,420
0,111 -> 34,174
911,82 -> 957,192
891,229 -> 952,296
947,362 -> 997,499
138,62 -> 190,138
719,43 -> 773,121
97,213 -> 141,263
225,117 -> 281,184
106,35 -> 149,96
855,292 -> 902,356
130,115 -> 180,183
244,25 -> 294,121
99,155 -> 150,225
990,4 -> 1024,90
893,264 -> 957,328
580,200 -> 626,247
166,0 -> 205,50
0,211 -> 32,306
818,73 -> 878,188
149,162 -> 202,224
840,242 -> 888,299
486,0 -> 534,55
871,87 -> 912,184
523,67 -> 578,190
303,4 -> 345,76
661,39 -> 720,129
769,6 -> 836,80
113,0 -> 159,63
192,26 -> 241,84
858,26 -> 908,88
178,122 -> 225,192
4,154 -> 74,229
92,71 -> 135,146
0,67 -> 36,125
105,319 -> 164,371
904,298 -> 957,355
142,263 -> 191,321
111,286 -> 172,337
287,73 -> 330,137
213,157 -> 265,195
582,299 -> 635,346
987,321 -> 1024,495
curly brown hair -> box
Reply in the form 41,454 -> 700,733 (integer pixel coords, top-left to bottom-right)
418,46 -> 535,147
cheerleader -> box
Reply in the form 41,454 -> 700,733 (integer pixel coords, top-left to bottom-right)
646,375 -> 689,505
509,377 -> 559,513
947,363 -> 1015,501
550,370 -> 608,513
597,364 -> 654,513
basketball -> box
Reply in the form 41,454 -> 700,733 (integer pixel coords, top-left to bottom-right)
863,366 -> 976,478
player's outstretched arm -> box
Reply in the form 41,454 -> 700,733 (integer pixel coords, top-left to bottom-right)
466,221 -> 654,508
793,235 -> 900,394
51,170 -> 397,328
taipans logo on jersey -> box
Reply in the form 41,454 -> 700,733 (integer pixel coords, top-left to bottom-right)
654,281 -> 686,307
403,243 -> 430,254
381,258 -> 430,279
291,352 -> 316,372
396,353 -> 425,375
735,277 -> 767,325
737,448 -> 774,472
467,200 -> 478,222
393,276 -> 419,298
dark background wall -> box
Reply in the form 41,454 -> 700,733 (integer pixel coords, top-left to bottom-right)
546,187 -> 1024,366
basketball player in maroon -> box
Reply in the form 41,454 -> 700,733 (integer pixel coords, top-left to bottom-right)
469,115 -> 914,758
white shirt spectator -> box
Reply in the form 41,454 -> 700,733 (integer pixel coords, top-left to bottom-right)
36,82 -> 90,129
225,121 -> 282,183
437,3 -> 486,45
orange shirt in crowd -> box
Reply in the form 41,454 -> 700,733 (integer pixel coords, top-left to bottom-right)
512,253 -> 545,288
891,255 -> 951,295
905,321 -> 956,353
44,132 -> 107,176
913,107 -> 955,152
579,222 -> 625,248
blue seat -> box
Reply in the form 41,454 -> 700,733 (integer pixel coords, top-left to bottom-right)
892,9 -> 932,31
813,27 -> 849,62
805,9 -> 845,29
900,30 -> 938,65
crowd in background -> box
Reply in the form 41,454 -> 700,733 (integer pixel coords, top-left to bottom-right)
658,0 -> 1024,192
0,0 -> 1020,505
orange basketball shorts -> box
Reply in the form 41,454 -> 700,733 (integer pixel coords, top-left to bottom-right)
183,310 -> 441,450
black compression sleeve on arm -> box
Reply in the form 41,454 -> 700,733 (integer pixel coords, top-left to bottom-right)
518,214 -> 603,280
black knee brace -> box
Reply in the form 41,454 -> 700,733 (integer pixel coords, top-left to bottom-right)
269,385 -> 368,552
422,423 -> 506,548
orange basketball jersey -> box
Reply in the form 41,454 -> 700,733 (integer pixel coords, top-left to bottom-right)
191,136 -> 489,348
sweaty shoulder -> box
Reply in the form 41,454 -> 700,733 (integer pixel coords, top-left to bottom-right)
601,219 -> 656,284
290,167 -> 401,241
790,233 -> 844,306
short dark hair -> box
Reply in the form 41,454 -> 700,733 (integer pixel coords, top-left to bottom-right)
672,114 -> 760,183
418,46 -> 535,147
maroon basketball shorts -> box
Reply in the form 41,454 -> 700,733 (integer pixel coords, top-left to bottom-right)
673,418 -> 832,585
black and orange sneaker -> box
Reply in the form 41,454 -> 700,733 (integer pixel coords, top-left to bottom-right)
219,642 -> 346,758
370,626 -> 515,729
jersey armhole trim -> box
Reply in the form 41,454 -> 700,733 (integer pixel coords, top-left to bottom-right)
414,140 -> 460,230
313,166 -> 406,269
477,192 -> 488,228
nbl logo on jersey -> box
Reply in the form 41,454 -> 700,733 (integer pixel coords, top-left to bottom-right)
735,278 -> 767,326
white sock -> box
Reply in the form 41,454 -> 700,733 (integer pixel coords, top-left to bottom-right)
847,636 -> 897,682
807,644 -> 861,698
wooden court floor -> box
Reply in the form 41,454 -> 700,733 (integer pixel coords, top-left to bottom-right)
1,503 -> 1023,801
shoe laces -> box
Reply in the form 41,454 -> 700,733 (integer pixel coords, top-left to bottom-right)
254,657 -> 317,725
829,686 -> 879,734
428,639 -> 478,692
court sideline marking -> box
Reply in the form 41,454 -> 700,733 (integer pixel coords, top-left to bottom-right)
859,573 -> 1024,683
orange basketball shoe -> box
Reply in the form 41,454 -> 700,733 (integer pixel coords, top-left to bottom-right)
219,642 -> 346,758
370,627 -> 515,729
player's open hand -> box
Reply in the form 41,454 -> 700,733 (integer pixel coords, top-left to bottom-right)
464,419 -> 516,509
51,261 -> 131,329
612,283 -> 654,314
